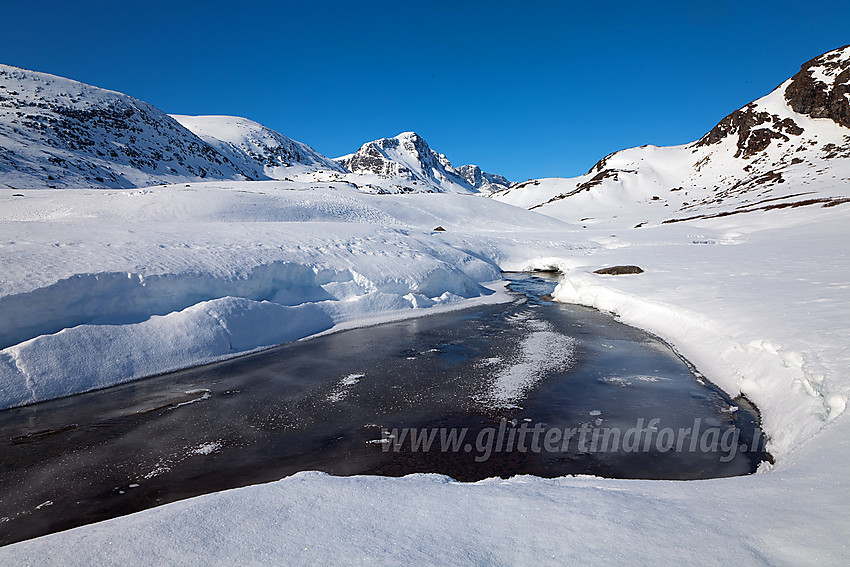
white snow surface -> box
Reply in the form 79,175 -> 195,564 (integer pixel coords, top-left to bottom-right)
2,181 -> 848,565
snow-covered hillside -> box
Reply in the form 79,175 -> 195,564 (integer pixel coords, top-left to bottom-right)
171,115 -> 347,178
0,64 -> 253,189
493,44 -> 850,229
0,65 -> 351,190
336,131 -> 509,194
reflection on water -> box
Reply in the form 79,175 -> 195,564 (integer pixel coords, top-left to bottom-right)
0,273 -> 767,546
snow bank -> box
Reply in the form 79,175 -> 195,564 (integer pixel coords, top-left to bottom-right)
0,182 -> 579,408
550,206 -> 850,461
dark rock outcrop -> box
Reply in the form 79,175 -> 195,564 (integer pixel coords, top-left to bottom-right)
784,44 -> 850,129
593,265 -> 644,275
695,103 -> 804,158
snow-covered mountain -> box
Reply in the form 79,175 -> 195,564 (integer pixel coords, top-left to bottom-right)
493,44 -> 850,228
0,64 -> 512,194
0,65 -> 344,189
0,64 -> 254,189
171,115 -> 346,178
336,131 -> 510,194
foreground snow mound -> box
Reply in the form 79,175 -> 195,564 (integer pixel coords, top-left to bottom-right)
0,181 -> 579,408
494,44 -> 850,229
171,115 -> 346,178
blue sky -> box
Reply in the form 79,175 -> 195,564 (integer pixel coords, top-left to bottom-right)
2,1 -> 848,181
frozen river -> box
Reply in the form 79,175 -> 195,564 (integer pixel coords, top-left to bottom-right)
0,273 -> 766,545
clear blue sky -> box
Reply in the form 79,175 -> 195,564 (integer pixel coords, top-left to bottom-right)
2,1 -> 848,181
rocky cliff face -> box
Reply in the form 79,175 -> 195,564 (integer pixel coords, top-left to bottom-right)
457,164 -> 511,194
784,44 -> 850,128
492,45 -> 850,227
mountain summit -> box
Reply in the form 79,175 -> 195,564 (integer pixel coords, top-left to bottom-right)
336,132 -> 510,194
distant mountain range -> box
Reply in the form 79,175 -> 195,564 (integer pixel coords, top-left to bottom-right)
492,44 -> 850,227
2,45 -> 849,213
0,63 -> 510,193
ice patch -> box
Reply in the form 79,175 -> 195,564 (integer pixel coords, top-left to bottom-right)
327,373 -> 365,403
477,317 -> 576,408
190,442 -> 222,456
633,375 -> 667,383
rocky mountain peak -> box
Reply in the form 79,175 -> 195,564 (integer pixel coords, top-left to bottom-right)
336,132 -> 470,193
784,44 -> 850,128
336,132 -> 511,194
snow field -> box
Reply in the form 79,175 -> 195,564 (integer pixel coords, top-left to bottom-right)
1,180 -> 849,565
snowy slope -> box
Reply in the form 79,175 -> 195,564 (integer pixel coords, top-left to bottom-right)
171,115 -> 346,177
0,64 -> 252,189
336,131 -> 508,194
493,45 -> 850,229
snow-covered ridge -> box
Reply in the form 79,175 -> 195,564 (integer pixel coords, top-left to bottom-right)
170,115 -> 347,177
492,45 -> 850,229
0,65 -> 354,190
